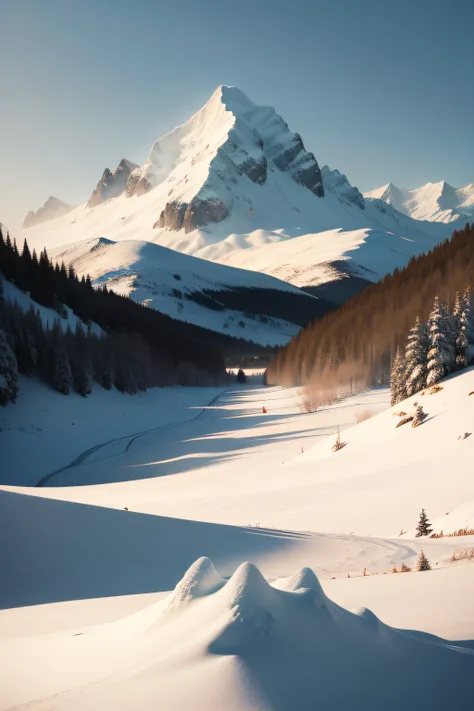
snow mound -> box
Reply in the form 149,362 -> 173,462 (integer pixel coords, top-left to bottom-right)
273,566 -> 326,605
165,556 -> 225,609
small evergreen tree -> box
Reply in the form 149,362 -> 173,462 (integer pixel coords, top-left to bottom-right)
415,508 -> 433,537
0,322 -> 19,406
404,317 -> 429,396
390,347 -> 406,405
416,550 -> 431,571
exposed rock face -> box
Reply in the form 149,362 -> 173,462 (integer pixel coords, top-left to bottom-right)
126,169 -> 151,198
156,198 -> 229,233
265,131 -> 324,197
321,166 -> 365,209
23,197 -> 72,228
88,158 -> 138,207
240,154 -> 267,185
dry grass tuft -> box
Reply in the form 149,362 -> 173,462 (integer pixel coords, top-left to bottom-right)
428,384 -> 443,394
355,409 -> 373,424
451,549 -> 474,562
431,527 -> 474,539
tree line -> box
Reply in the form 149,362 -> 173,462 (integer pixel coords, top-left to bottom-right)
0,230 -> 236,405
266,223 -> 474,391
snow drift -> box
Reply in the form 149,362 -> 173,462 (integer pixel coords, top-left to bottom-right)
3,555 -> 471,711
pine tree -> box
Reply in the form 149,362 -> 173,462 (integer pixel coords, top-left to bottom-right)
53,346 -> 73,395
462,289 -> 474,365
416,550 -> 431,571
404,317 -> 429,396
390,347 -> 406,405
415,508 -> 433,537
0,322 -> 19,406
426,297 -> 455,386
455,303 -> 468,370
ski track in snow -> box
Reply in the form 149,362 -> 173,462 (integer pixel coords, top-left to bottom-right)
36,390 -> 226,487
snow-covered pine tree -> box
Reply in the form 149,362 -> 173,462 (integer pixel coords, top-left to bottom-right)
415,508 -> 433,537
404,317 -> 429,395
426,297 -> 455,386
416,550 -> 431,571
0,322 -> 19,406
390,347 -> 406,405
462,289 -> 474,365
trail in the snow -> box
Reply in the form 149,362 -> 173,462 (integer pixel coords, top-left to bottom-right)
36,390 -> 226,487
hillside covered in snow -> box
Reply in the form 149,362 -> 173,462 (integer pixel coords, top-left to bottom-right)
48,236 -> 331,346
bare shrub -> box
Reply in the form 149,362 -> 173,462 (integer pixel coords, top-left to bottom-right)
400,563 -> 412,572
428,384 -> 443,395
298,362 -> 369,414
451,549 -> 474,562
431,527 -> 474,538
355,409 -> 373,424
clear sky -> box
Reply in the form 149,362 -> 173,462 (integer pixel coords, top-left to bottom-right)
1,0 -> 473,225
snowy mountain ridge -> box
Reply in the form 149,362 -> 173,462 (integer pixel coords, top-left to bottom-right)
364,179 -> 474,223
16,86 -> 455,299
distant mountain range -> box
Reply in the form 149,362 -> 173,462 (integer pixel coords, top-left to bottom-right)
364,180 -> 474,224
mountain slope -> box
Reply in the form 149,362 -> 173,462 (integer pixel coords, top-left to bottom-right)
365,180 -> 474,223
49,237 -> 332,346
16,87 -> 453,294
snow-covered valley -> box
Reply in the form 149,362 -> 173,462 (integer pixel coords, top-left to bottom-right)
2,368 -> 474,710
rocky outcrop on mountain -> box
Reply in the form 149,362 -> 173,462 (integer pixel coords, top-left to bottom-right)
23,197 -> 72,228
88,159 -> 138,207
321,166 -> 365,209
155,198 -> 229,233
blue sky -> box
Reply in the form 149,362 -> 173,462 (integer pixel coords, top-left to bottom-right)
1,0 -> 473,225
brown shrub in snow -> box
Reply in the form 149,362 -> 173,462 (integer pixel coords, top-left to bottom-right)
431,527 -> 474,538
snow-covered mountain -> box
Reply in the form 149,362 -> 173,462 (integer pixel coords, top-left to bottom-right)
49,237 -> 330,346
364,180 -> 474,223
17,86 -> 454,298
23,196 -> 72,228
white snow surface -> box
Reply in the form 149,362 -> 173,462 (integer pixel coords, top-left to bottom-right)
13,87 -> 453,290
47,236 -> 304,345
365,180 -> 474,223
2,363 -> 474,708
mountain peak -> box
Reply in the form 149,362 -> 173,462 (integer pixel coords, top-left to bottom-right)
23,196 -> 72,228
88,157 -> 138,207
125,86 -> 324,232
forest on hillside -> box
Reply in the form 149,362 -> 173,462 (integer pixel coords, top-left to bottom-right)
0,231 -> 268,405
267,223 -> 474,392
